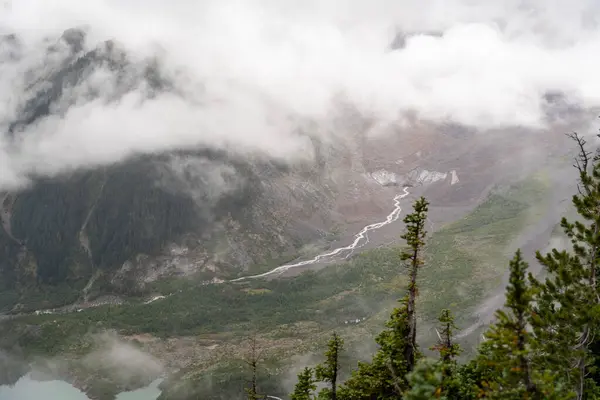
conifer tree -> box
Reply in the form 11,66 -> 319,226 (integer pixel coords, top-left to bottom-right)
431,309 -> 461,399
338,297 -> 413,399
402,310 -> 463,399
404,359 -> 444,400
316,332 -> 344,400
291,367 -> 317,400
338,197 -> 429,399
530,132 -> 600,399
244,335 -> 264,400
478,250 -> 543,399
400,196 -> 429,373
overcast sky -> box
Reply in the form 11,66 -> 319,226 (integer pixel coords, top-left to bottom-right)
0,0 -> 598,189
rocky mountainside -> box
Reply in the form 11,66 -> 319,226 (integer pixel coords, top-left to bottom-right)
1,29 -> 487,314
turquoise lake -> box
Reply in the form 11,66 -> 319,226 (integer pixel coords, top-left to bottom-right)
0,375 -> 162,400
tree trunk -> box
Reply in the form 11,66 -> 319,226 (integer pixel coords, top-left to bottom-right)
332,343 -> 338,400
405,242 -> 420,372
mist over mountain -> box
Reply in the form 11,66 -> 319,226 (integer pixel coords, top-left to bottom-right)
1,0 -> 600,188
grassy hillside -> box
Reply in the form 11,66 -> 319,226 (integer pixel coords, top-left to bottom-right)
1,247 -> 404,354
420,174 -> 549,324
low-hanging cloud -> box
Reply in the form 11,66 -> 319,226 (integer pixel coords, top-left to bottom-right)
0,0 -> 599,189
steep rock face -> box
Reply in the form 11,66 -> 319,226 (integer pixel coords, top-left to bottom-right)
7,29 -> 170,136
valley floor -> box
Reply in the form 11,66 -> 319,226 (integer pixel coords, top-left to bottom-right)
0,168 -> 566,400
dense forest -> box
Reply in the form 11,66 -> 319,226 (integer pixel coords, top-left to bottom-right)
0,147 -> 307,313
240,133 -> 600,400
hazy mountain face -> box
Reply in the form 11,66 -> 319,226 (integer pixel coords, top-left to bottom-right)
0,0 -> 597,310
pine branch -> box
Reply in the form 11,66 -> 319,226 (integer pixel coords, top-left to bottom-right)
567,132 -> 592,174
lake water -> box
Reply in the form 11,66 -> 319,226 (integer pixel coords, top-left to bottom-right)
0,375 -> 162,400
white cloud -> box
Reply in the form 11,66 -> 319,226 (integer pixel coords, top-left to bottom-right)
0,0 -> 598,189
83,332 -> 163,384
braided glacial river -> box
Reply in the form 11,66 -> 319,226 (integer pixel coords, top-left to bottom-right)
233,186 -> 411,281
